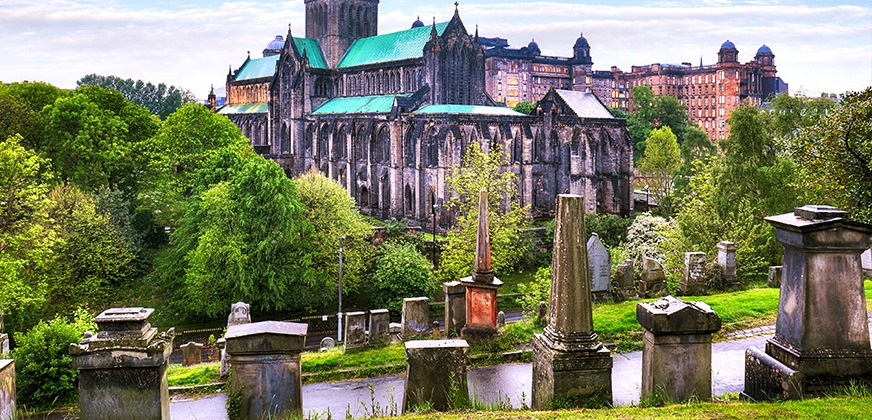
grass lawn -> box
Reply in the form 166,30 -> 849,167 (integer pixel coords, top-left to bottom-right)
167,363 -> 221,386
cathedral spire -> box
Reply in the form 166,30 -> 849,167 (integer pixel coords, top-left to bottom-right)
474,25 -> 480,46
455,2 -> 460,16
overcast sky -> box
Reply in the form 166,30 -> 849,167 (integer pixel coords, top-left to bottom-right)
2,0 -> 870,99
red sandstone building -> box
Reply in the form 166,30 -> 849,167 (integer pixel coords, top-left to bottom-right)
483,38 -> 788,140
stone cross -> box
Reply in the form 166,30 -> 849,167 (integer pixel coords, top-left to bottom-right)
531,194 -> 612,409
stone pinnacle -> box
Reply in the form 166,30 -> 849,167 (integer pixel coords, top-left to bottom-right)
472,188 -> 494,283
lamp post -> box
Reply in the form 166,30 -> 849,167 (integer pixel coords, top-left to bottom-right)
337,235 -> 345,342
432,202 -> 440,268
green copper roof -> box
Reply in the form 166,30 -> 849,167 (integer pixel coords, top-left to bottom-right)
338,22 -> 449,68
217,102 -> 269,114
313,95 -> 409,114
234,55 -> 279,81
294,37 -> 328,69
414,105 -> 526,116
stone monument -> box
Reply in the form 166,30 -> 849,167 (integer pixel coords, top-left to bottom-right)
637,296 -> 722,402
0,359 -> 14,420
403,339 -> 469,411
587,233 -> 612,300
612,259 -> 637,300
225,320 -> 308,419
402,297 -> 430,338
344,311 -> 368,352
767,266 -> 783,288
220,302 -> 252,378
532,194 -> 613,409
742,205 -> 872,401
717,241 -> 739,290
369,309 -> 391,346
638,257 -> 668,298
70,307 -> 174,420
180,341 -> 203,366
442,281 -> 466,337
460,189 -> 503,341
680,252 -> 707,295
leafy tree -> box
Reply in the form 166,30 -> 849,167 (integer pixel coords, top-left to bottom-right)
784,88 -> 872,223
764,91 -> 837,144
77,74 -> 196,119
369,241 -> 434,314
0,92 -> 42,150
12,308 -> 94,408
0,81 -> 66,114
584,213 -> 632,249
164,150 -> 315,317
139,104 -> 251,227
673,125 -> 716,201
627,85 -> 690,159
294,169 -> 375,305
512,101 -> 536,115
637,126 -> 681,210
436,141 -> 531,283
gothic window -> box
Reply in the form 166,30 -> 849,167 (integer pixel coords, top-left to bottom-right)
404,185 -> 415,216
512,130 -> 522,164
378,125 -> 391,164
304,125 -> 314,159
534,130 -> 545,162
425,126 -> 438,168
405,128 -> 417,167
318,124 -> 329,161
355,126 -> 367,163
381,175 -> 390,212
360,187 -> 369,207
281,123 -> 290,154
333,125 -> 346,160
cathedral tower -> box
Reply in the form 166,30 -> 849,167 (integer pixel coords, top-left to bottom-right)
305,0 -> 379,68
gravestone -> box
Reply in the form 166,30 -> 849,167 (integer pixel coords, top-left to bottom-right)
537,301 -> 548,324
70,307 -> 174,420
460,189 -> 503,341
717,241 -> 739,290
180,341 -> 203,366
496,311 -> 506,329
742,205 -> 872,401
767,266 -> 783,288
639,257 -> 668,298
343,311 -> 368,352
637,296 -> 722,402
587,233 -> 612,300
221,302 -> 252,378
389,323 -> 403,343
680,252 -> 707,295
403,340 -> 469,411
369,309 -> 390,346
0,360 -> 14,420
532,194 -> 613,409
612,259 -> 637,300
443,281 -> 466,337
226,321 -> 308,419
319,337 -> 336,351
402,297 -> 430,338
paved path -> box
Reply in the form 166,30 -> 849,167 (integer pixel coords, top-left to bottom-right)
170,334 -> 771,419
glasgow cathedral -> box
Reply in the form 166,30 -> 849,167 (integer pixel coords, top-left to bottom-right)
217,0 -> 634,227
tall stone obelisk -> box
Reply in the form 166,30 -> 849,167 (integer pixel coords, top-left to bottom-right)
532,194 -> 612,408
460,189 -> 503,341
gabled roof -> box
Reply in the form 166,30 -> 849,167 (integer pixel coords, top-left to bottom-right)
234,38 -> 327,81
338,22 -> 449,68
235,55 -> 279,81
312,94 -> 409,114
217,102 -> 269,114
414,105 -> 526,116
553,90 -> 614,119
293,38 -> 328,69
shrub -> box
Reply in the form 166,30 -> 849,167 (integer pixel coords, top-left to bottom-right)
369,242 -> 435,314
12,308 -> 95,408
624,213 -> 672,274
585,212 -> 632,249
517,266 -> 551,316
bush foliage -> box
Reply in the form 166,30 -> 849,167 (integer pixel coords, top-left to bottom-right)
369,241 -> 434,314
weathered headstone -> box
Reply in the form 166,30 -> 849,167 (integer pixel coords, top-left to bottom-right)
637,296 -> 722,402
612,259 -> 637,300
221,302 -> 252,378
537,301 -> 548,324
343,311 -> 368,352
181,341 -> 203,367
532,194 -> 613,409
587,233 -> 612,300
70,307 -> 174,420
403,340 -> 469,411
319,337 -> 336,351
225,321 -> 308,419
443,281 -> 466,337
639,257 -> 668,298
717,241 -> 739,290
743,205 -> 872,401
369,309 -> 390,346
767,266 -> 783,288
496,311 -> 506,329
0,360 -> 14,420
402,297 -> 430,338
460,189 -> 503,341
389,322 -> 403,343
680,252 -> 707,295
